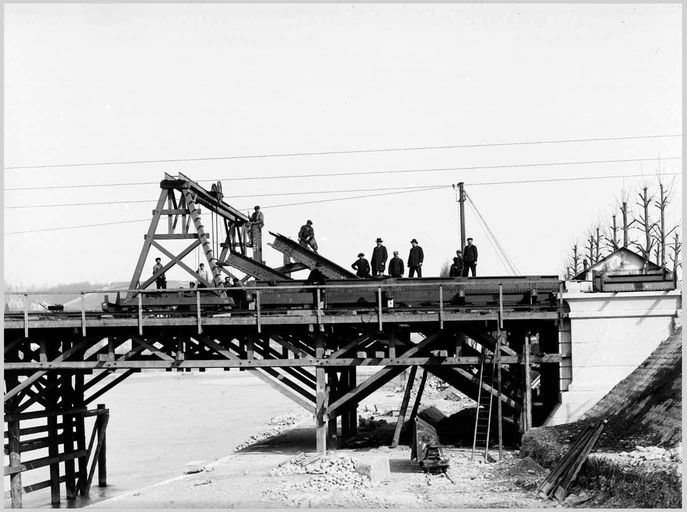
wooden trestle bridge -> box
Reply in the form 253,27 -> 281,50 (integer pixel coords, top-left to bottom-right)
3,173 -> 569,508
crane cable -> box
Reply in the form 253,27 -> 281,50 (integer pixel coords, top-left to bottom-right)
456,187 -> 512,274
465,192 -> 520,275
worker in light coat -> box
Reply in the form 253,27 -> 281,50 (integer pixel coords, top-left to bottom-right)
370,238 -> 388,277
407,239 -> 424,278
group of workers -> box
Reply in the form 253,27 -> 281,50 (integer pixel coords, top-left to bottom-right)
150,208 -> 480,288
449,238 -> 479,277
352,238 -> 425,278
349,237 -> 478,279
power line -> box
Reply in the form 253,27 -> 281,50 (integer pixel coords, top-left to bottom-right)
6,171 -> 683,234
4,184 -> 446,209
4,134 -> 681,170
5,171 -> 682,210
4,156 -> 682,191
6,219 -> 150,235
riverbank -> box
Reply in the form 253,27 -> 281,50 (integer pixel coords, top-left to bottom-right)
9,371 -> 302,509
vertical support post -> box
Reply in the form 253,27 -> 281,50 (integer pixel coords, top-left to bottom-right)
408,368 -> 427,425
316,288 -> 322,327
256,290 -> 262,334
47,373 -> 61,505
523,334 -> 533,432
246,337 -> 254,360
391,365 -> 418,448
438,285 -> 444,329
81,292 -> 87,337
196,289 -> 202,334
315,335 -> 327,455
97,404 -> 108,487
23,292 -> 29,338
496,287 -> 504,461
75,373 -> 88,496
137,293 -> 143,336
377,287 -> 383,331
458,182 -> 466,252
62,345 -> 77,499
8,417 -> 22,508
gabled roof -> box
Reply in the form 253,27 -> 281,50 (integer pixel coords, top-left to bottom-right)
573,246 -> 664,280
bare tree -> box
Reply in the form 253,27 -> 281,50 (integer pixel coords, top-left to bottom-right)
668,232 -> 681,274
439,259 -> 452,278
619,192 -> 635,248
651,177 -> 679,269
570,244 -> 581,277
631,184 -> 656,264
605,214 -> 620,252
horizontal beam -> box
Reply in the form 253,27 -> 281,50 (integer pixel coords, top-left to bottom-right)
20,449 -> 88,471
3,310 -> 559,330
4,354 -> 569,371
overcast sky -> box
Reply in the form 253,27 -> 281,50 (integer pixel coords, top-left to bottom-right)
3,3 -> 682,288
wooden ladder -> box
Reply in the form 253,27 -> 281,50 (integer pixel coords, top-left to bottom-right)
471,345 -> 496,461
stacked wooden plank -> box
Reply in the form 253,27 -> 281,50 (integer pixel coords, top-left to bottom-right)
537,420 -> 607,502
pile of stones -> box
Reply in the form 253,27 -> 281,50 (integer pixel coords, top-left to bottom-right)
617,444 -> 682,463
272,454 -> 372,491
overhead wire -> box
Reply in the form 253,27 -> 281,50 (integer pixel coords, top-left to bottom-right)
4,133 -> 681,170
5,171 -> 682,210
6,171 -> 683,235
465,192 -> 519,275
4,156 -> 682,191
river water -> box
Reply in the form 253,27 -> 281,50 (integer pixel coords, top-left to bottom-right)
9,371 -> 300,509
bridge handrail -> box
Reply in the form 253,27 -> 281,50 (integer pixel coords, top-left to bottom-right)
4,277 -> 561,296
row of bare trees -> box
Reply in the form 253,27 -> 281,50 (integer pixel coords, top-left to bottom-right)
565,177 -> 681,279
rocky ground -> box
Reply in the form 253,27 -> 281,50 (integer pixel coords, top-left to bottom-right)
90,373 -> 681,508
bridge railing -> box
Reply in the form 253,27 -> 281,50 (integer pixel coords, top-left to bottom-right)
5,278 -> 562,336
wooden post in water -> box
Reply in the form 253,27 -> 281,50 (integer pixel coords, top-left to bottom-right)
97,404 -> 108,487
8,417 -> 22,508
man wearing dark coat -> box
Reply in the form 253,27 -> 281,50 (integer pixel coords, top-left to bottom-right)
351,253 -> 372,278
449,256 -> 463,277
407,239 -> 424,278
462,238 -> 478,277
370,238 -> 388,277
450,250 -> 464,277
388,251 -> 404,278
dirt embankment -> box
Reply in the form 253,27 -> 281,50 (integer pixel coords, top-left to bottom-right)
521,327 -> 683,508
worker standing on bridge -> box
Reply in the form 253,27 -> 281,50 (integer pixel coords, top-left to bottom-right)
407,239 -> 424,278
450,250 -> 464,277
153,257 -> 167,289
371,238 -> 388,277
247,206 -> 264,245
462,238 -> 478,277
298,220 -> 318,252
352,253 -> 371,278
388,251 -> 404,278
196,263 -> 210,288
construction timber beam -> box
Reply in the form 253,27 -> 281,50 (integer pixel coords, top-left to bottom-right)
268,232 -> 358,279
219,252 -> 291,281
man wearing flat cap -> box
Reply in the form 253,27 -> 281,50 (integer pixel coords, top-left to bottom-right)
407,239 -> 424,278
388,251 -> 404,278
298,219 -> 318,252
351,252 -> 371,278
247,205 -> 264,245
370,237 -> 388,277
462,237 -> 478,277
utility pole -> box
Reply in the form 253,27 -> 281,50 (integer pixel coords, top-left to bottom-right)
458,182 -> 466,251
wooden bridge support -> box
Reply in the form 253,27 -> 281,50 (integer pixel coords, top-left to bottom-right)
4,309 -> 565,504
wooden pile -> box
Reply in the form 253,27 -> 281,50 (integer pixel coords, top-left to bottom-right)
537,420 -> 607,502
